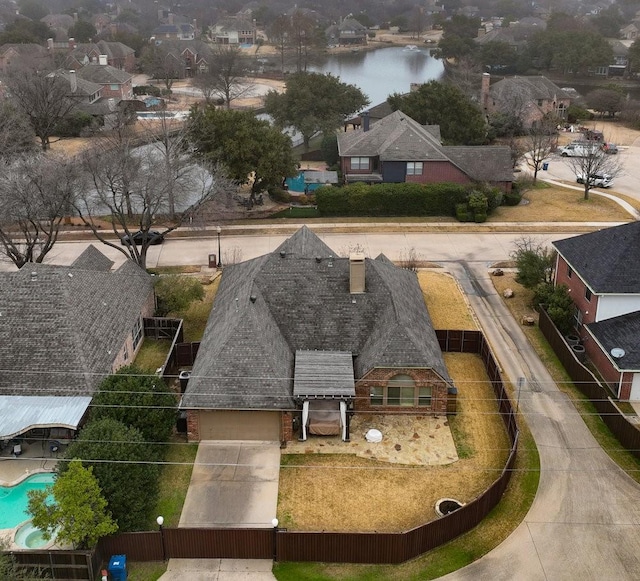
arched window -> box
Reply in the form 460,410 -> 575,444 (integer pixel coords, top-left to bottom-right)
369,374 -> 433,407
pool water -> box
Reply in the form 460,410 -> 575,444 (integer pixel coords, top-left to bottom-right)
0,473 -> 55,529
14,521 -> 51,549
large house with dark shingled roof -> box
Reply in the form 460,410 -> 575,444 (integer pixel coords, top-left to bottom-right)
337,110 -> 513,192
553,222 -> 640,401
0,246 -> 154,443
181,227 -> 456,443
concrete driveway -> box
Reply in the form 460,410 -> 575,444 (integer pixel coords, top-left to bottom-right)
180,441 -> 280,528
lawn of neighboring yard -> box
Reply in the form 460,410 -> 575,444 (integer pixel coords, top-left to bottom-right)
490,182 -> 634,223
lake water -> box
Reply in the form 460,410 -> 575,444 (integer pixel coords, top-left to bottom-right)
309,46 -> 444,107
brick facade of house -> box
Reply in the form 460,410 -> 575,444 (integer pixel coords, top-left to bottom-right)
555,255 -> 598,331
355,367 -> 450,415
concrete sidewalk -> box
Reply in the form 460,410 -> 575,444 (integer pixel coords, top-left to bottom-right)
159,559 -> 276,580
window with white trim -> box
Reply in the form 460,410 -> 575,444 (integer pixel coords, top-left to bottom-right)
350,157 -> 369,170
132,317 -> 143,350
406,162 -> 423,175
370,374 -> 433,407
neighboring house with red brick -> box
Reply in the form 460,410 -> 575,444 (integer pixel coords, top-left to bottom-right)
553,222 -> 640,401
181,227 -> 456,443
337,110 -> 513,192
65,40 -> 136,72
0,43 -> 50,73
0,246 -> 154,443
75,58 -> 134,100
481,74 -> 572,128
153,23 -> 195,41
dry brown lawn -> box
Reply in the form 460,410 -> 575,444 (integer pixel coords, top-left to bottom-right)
277,272 -> 507,532
490,184 -> 633,222
418,270 -> 478,330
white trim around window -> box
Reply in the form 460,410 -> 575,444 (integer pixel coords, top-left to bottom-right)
406,161 -> 423,175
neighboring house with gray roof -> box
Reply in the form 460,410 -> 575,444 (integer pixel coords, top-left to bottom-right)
481,74 -> 572,128
0,43 -> 50,73
0,246 -> 155,441
337,110 -> 513,192
182,227 -> 456,443
64,40 -> 136,72
75,60 -> 133,100
553,222 -> 640,400
325,17 -> 368,46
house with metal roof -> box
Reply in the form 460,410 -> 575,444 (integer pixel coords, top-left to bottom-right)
181,227 -> 456,443
553,222 -> 640,401
0,246 -> 154,443
337,110 -> 513,192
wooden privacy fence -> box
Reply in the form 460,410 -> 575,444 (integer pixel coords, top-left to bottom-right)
538,309 -> 640,458
92,328 -> 519,565
6,549 -> 100,581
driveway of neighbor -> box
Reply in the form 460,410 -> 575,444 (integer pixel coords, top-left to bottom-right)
180,441 -> 280,528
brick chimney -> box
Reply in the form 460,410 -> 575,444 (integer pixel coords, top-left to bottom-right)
69,70 -> 77,93
481,72 -> 491,113
99,54 -> 108,66
68,37 -> 76,49
361,110 -> 370,132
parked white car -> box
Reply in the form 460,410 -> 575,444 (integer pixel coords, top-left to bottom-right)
576,172 -> 614,188
559,143 -> 599,157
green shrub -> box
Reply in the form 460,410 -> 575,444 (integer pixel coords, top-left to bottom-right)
320,134 -> 339,166
455,203 -> 469,222
504,191 -> 523,206
269,187 -> 291,203
467,192 -> 488,217
537,284 -> 575,334
55,112 -> 95,137
133,85 -> 161,97
154,276 -> 204,316
474,212 -> 487,223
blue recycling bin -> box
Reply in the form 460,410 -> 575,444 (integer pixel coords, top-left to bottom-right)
542,162 -> 549,170
108,555 -> 127,581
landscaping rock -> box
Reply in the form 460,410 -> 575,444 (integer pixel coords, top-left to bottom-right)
492,268 -> 504,276
503,288 -> 514,298
521,316 -> 535,326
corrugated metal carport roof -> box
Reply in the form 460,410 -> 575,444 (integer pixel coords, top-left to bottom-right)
0,396 -> 91,440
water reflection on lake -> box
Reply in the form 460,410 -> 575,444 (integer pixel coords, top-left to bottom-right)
309,46 -> 444,106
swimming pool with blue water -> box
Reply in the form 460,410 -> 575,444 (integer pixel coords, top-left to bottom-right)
0,473 -> 55,529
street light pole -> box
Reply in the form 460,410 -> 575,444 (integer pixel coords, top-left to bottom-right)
156,515 -> 166,562
217,226 -> 222,268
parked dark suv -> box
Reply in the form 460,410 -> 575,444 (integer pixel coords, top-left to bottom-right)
121,230 -> 164,246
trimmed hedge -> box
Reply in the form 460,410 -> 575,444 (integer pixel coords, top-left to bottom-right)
315,182 -> 469,217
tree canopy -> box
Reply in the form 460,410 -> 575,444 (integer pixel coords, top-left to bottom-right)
264,72 -> 369,150
91,366 -> 177,444
155,276 -> 205,317
192,45 -> 251,108
388,81 -> 486,145
62,418 -> 160,531
28,459 -> 117,549
189,106 -> 298,197
68,20 -> 98,43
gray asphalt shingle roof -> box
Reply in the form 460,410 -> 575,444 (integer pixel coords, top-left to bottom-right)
183,227 -> 450,410
338,110 -> 512,181
553,222 -> 640,293
76,63 -> 132,84
587,311 -> 640,370
0,247 -> 153,397
490,76 -> 572,103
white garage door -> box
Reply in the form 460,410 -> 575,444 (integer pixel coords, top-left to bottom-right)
198,411 -> 280,440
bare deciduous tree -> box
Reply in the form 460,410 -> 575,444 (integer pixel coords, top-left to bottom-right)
0,102 -> 36,158
0,155 -> 81,268
524,119 -> 559,183
192,45 -> 252,109
75,122 -> 233,269
5,68 -> 82,150
562,141 -> 622,200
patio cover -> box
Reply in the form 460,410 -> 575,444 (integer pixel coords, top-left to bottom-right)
293,350 -> 356,399
0,396 -> 92,440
